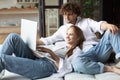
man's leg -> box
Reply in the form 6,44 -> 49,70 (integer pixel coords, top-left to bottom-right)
92,30 -> 113,62
108,29 -> 120,59
72,30 -> 120,74
72,55 -> 105,74
95,29 -> 120,60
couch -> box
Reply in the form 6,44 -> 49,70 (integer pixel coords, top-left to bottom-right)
1,43 -> 120,80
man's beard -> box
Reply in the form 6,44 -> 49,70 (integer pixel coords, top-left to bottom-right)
66,20 -> 73,24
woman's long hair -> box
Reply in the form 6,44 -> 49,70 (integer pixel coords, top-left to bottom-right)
66,25 -> 85,57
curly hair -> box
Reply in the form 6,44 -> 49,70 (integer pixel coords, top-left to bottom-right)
60,2 -> 81,16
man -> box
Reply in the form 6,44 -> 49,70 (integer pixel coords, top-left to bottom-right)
37,2 -> 120,74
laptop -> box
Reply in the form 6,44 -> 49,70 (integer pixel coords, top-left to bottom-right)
20,19 -> 56,62
21,19 -> 37,51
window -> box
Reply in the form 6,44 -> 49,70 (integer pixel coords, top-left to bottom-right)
38,0 -> 63,37
38,0 -> 102,37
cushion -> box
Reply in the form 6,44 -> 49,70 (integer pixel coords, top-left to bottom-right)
95,72 -> 120,80
3,70 -> 63,80
37,77 -> 63,80
65,72 -> 120,80
3,70 -> 30,80
65,72 -> 96,80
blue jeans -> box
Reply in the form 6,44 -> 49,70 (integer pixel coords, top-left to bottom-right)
0,33 -> 56,79
72,30 -> 120,74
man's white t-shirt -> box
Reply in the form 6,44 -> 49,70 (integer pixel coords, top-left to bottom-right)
40,17 -> 105,52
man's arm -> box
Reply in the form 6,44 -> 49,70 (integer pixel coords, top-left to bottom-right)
100,22 -> 118,34
36,39 -> 44,45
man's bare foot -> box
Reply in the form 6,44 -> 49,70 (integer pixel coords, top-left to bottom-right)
112,66 -> 120,75
115,61 -> 120,69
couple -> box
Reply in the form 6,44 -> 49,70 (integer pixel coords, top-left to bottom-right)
1,2 -> 120,79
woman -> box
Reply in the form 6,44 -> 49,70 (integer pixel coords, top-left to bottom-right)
37,25 -> 85,77
0,25 -> 85,79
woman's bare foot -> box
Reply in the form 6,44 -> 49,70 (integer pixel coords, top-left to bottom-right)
115,61 -> 120,69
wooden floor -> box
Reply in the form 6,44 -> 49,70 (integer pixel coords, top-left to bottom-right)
0,26 -> 20,44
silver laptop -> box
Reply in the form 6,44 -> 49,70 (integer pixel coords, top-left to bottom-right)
21,19 -> 37,51
20,19 -> 55,62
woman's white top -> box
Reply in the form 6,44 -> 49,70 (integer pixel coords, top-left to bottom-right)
51,46 -> 83,77
40,17 -> 106,52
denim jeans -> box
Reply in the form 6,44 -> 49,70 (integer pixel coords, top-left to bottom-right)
0,33 -> 56,79
72,30 -> 120,74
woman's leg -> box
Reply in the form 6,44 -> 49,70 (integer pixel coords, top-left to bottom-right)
0,33 -> 35,59
0,54 -> 56,79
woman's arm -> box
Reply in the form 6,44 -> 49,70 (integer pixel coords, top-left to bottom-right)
37,47 -> 60,67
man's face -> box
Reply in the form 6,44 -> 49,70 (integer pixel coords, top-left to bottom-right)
63,11 -> 77,24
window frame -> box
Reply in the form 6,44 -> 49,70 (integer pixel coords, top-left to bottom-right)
38,0 -> 63,37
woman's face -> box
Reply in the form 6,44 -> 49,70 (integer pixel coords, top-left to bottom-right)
63,11 -> 77,24
66,27 -> 78,45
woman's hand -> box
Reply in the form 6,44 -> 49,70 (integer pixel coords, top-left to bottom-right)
37,46 -> 52,53
37,46 -> 60,67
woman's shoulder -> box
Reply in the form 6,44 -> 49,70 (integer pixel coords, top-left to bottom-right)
74,47 -> 83,52
70,47 -> 83,59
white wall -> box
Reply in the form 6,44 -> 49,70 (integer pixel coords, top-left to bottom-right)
0,0 -> 38,26
0,13 -> 38,26
0,0 -> 21,9
45,0 -> 58,5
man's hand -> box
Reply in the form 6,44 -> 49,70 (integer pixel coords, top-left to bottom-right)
106,24 -> 118,34
101,22 -> 118,34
